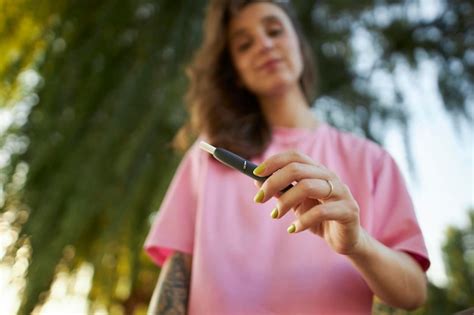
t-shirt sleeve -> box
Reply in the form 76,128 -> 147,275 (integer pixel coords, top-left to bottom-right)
371,151 -> 431,271
144,143 -> 201,266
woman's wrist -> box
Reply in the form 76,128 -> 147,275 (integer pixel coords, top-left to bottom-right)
345,227 -> 371,261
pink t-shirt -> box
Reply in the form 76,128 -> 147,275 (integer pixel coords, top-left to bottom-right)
144,123 -> 430,315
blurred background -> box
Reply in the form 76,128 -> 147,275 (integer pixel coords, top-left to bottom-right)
0,0 -> 472,314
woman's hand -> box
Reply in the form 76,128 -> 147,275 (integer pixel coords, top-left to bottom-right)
253,150 -> 364,256
253,150 -> 428,309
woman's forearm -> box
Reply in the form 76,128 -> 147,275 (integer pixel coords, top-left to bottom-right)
347,228 -> 427,310
148,252 -> 193,315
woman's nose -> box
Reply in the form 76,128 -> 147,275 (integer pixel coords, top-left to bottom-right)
257,35 -> 274,53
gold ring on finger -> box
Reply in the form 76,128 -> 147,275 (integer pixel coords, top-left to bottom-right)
321,179 -> 334,200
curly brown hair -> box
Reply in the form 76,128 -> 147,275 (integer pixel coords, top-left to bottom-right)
174,0 -> 317,159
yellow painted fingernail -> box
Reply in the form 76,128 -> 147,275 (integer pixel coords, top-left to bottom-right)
287,224 -> 296,233
253,163 -> 266,176
254,190 -> 265,203
270,208 -> 279,219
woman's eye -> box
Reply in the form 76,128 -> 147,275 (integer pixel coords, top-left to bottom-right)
268,28 -> 283,37
237,41 -> 252,52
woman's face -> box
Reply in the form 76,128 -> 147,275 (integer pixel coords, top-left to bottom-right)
228,2 -> 303,97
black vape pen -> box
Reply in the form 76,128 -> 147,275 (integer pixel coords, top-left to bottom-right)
199,141 -> 293,192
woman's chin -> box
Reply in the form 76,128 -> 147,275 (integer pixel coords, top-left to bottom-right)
259,80 -> 297,98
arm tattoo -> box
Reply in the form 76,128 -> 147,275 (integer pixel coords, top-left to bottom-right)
148,252 -> 192,315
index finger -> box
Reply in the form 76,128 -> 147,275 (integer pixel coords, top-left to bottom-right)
253,150 -> 318,177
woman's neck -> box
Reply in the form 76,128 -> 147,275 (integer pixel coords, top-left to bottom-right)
258,85 -> 318,129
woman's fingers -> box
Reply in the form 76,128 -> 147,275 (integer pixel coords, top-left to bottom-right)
253,162 -> 334,203
253,150 -> 319,177
251,150 -> 361,254
271,179 -> 335,218
289,200 -> 358,234
251,150 -> 358,235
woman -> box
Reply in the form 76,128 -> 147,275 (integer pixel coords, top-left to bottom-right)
145,1 -> 430,314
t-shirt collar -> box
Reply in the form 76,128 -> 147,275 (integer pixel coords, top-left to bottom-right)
271,123 -> 327,145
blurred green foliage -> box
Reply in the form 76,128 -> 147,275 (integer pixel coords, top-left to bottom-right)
0,0 -> 472,314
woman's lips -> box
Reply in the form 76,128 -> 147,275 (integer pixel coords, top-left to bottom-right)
258,59 -> 282,71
